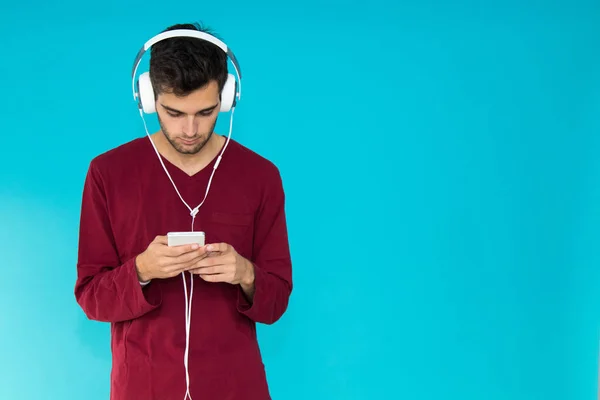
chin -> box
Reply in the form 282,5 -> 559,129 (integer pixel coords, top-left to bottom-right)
175,144 -> 202,155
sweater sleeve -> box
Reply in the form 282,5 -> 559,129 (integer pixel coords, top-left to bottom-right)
237,167 -> 293,324
74,161 -> 162,323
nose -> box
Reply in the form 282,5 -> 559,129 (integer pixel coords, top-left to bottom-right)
182,115 -> 198,137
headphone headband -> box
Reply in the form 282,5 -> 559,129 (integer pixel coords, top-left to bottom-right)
131,28 -> 242,103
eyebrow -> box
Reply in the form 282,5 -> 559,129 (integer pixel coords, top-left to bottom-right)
160,103 -> 219,114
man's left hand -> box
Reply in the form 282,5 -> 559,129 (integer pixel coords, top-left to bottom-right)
189,243 -> 254,288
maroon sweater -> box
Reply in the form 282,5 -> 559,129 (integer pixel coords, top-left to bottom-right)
74,136 -> 293,400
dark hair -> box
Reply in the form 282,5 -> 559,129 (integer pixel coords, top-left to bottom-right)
149,22 -> 228,97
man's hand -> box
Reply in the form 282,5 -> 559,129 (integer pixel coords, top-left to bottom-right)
190,243 -> 255,293
136,235 -> 209,282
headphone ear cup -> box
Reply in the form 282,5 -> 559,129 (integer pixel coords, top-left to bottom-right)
219,73 -> 236,112
138,72 -> 156,114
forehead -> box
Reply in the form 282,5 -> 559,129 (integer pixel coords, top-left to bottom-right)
158,81 -> 220,112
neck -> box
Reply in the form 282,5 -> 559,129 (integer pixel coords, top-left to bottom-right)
152,132 -> 225,176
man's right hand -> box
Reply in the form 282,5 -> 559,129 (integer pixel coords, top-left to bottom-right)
135,235 -> 208,282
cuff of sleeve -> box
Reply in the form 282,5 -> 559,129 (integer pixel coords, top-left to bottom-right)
237,262 -> 264,317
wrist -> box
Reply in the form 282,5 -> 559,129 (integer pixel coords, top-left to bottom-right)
135,254 -> 151,282
241,259 -> 255,288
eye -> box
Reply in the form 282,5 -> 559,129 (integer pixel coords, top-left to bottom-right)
199,110 -> 214,117
167,112 -> 182,118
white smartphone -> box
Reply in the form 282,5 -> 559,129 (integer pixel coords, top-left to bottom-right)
167,231 -> 205,247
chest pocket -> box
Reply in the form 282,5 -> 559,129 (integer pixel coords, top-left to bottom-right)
203,211 -> 254,257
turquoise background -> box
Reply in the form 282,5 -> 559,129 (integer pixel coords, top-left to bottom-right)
1,1 -> 600,399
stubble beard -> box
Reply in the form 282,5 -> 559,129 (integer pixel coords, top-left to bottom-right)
158,116 -> 217,155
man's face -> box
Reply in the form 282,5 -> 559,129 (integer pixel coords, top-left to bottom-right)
156,80 -> 221,155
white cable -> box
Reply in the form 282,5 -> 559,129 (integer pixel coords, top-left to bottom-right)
182,269 -> 193,399
138,106 -> 235,400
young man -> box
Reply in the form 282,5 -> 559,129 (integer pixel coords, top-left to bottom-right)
74,23 -> 293,400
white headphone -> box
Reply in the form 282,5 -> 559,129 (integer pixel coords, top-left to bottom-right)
130,25 -> 242,114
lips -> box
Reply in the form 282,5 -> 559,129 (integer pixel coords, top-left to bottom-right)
181,138 -> 199,145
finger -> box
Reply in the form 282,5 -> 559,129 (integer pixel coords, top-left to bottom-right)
198,273 -> 230,283
204,243 -> 230,253
154,235 -> 168,245
165,243 -> 205,257
194,253 -> 232,268
168,251 -> 210,272
174,246 -> 209,263
189,265 -> 223,275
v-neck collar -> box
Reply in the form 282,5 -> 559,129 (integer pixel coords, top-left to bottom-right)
145,135 -> 229,180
